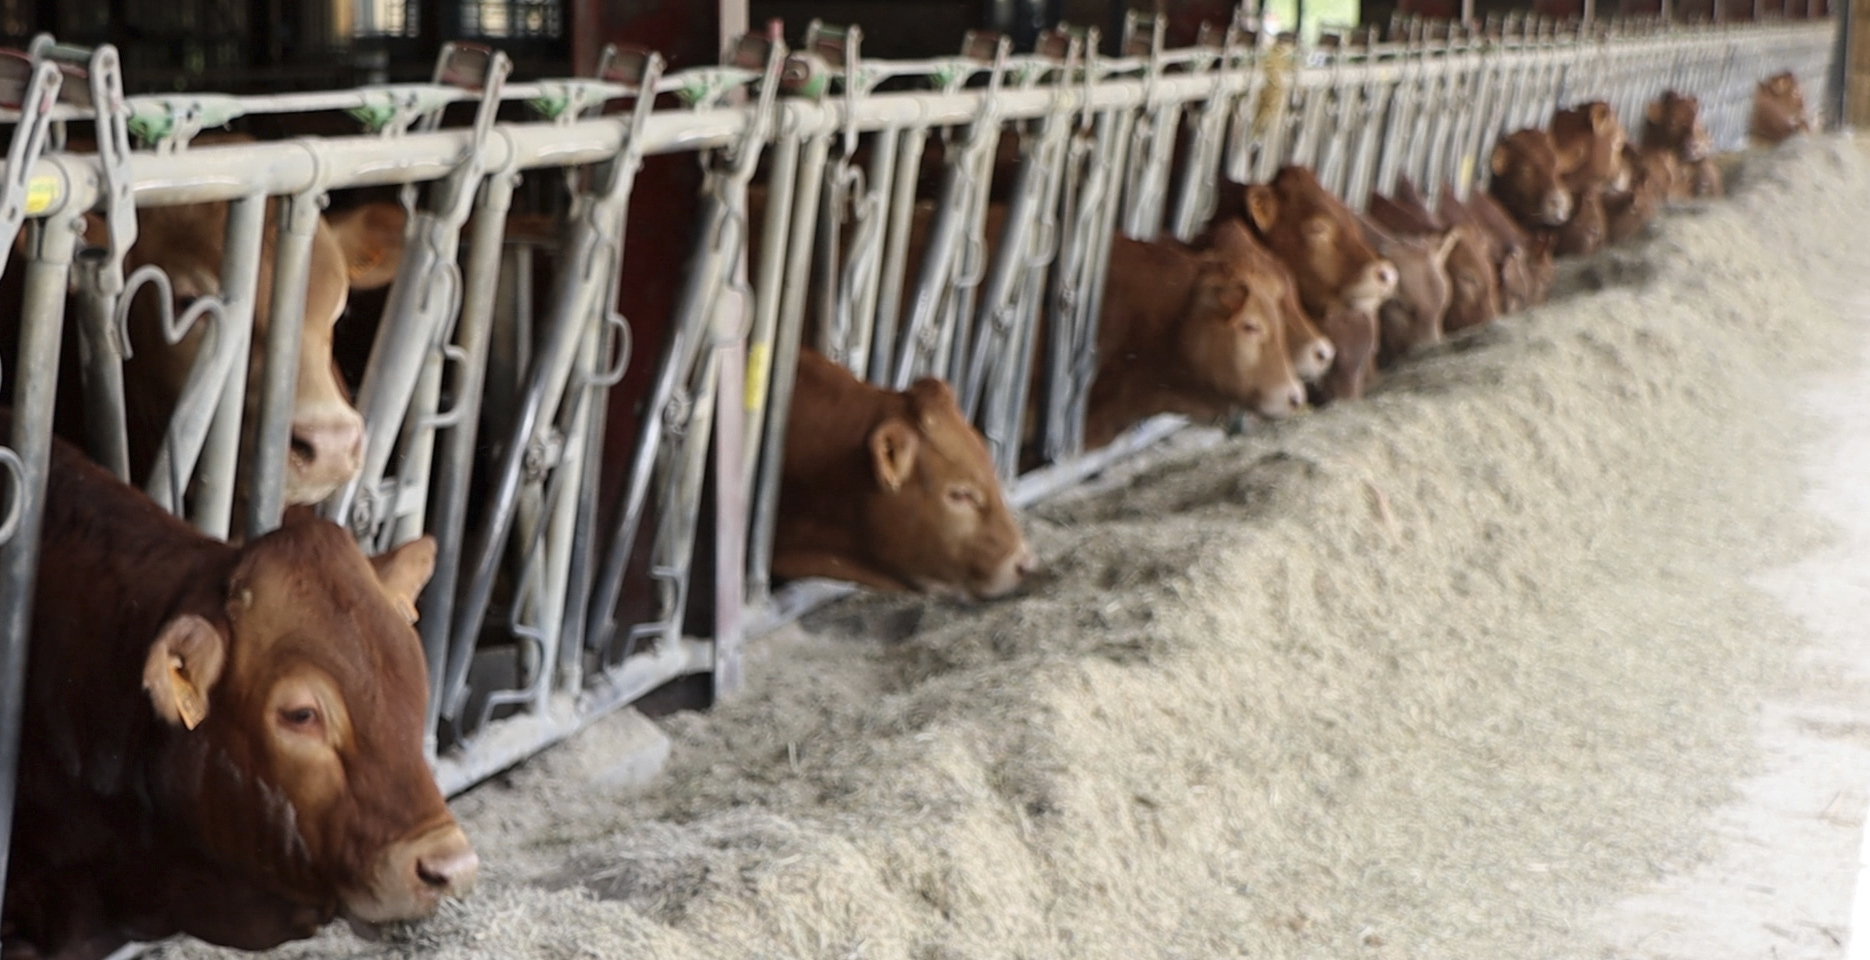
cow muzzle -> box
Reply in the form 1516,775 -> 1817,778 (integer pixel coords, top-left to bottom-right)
1344,260 -> 1398,314
974,542 -> 1038,600
286,409 -> 366,505
1540,189 -> 1573,227
1294,335 -> 1335,383
346,823 -> 479,924
1256,379 -> 1308,420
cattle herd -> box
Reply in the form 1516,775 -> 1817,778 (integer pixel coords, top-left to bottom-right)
0,55 -> 1822,959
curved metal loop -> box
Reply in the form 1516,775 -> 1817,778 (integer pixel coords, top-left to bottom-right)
114,263 -> 184,358
419,343 -> 474,431
0,445 -> 27,545
586,308 -> 635,388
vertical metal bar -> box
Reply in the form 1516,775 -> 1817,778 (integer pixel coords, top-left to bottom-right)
72,247 -> 130,482
417,167 -> 515,755
0,213 -> 77,894
739,133 -> 799,501
711,332 -> 746,698
194,194 -> 267,541
867,126 -> 928,385
244,189 -> 320,540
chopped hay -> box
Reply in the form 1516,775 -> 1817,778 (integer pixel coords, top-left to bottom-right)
152,134 -> 1867,960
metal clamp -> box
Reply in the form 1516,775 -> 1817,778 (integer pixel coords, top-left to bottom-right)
32,41 -> 135,300
0,50 -> 62,282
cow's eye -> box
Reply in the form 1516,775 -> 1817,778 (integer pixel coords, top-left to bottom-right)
1302,218 -> 1333,242
279,705 -> 320,729
946,485 -> 982,509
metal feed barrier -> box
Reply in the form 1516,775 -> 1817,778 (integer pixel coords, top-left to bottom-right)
0,9 -> 1837,910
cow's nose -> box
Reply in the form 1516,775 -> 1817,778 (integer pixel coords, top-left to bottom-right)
415,846 -> 479,895
1369,260 -> 1399,294
1544,190 -> 1573,225
1307,338 -> 1336,379
1262,380 -> 1307,418
289,413 -> 365,482
1014,545 -> 1039,577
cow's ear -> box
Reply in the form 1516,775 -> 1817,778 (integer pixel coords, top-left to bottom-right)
1244,184 -> 1279,234
869,420 -> 920,495
1489,142 -> 1512,178
327,202 -> 408,290
371,535 -> 437,624
1646,100 -> 1665,126
1195,273 -> 1250,320
1432,229 -> 1460,268
143,614 -> 227,731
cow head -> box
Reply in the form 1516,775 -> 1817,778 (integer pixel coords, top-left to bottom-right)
1488,129 -> 1574,228
106,193 -> 405,509
1551,101 -> 1630,193
1312,303 -> 1379,404
859,377 -> 1036,600
1243,166 -> 1398,318
1442,223 -> 1501,334
1180,220 -> 1307,419
1753,71 -> 1813,144
1357,214 -> 1456,361
1644,90 -> 1712,164
141,512 -> 472,929
1554,181 -> 1607,258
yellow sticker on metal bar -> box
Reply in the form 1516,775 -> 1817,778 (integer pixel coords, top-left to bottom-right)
1458,155 -> 1476,194
23,176 -> 58,216
745,341 -> 771,414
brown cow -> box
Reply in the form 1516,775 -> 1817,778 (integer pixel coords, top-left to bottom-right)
1554,181 -> 1608,257
1240,166 -> 1399,318
1487,129 -> 1575,230
15,133 -> 407,512
105,196 -> 404,509
1751,71 -> 1814,146
3,414 -> 474,959
1641,90 -> 1722,199
1369,180 -> 1502,335
1090,220 -> 1307,444
774,349 -> 1036,599
1356,213 -> 1456,364
1457,187 -> 1556,307
1550,101 -> 1631,194
1312,303 -> 1380,404
1606,144 -> 1674,244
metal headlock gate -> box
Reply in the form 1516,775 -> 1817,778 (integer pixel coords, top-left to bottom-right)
0,5 -> 1838,906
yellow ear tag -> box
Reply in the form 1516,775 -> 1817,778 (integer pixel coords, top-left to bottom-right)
170,655 -> 208,731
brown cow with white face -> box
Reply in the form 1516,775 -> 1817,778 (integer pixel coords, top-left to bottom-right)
774,349 -> 1037,600
1089,220 -> 1307,445
1752,71 -> 1815,146
1488,129 -> 1575,230
3,414 -> 474,959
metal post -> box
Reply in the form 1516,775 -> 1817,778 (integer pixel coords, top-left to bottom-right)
416,165 -> 516,755
72,248 -> 131,482
0,212 -> 78,901
244,188 -> 322,540
193,193 -> 268,541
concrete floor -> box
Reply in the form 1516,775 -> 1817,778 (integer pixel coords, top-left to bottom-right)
1589,284 -> 1870,960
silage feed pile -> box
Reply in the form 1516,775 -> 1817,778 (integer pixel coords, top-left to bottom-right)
158,135 -> 1868,960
